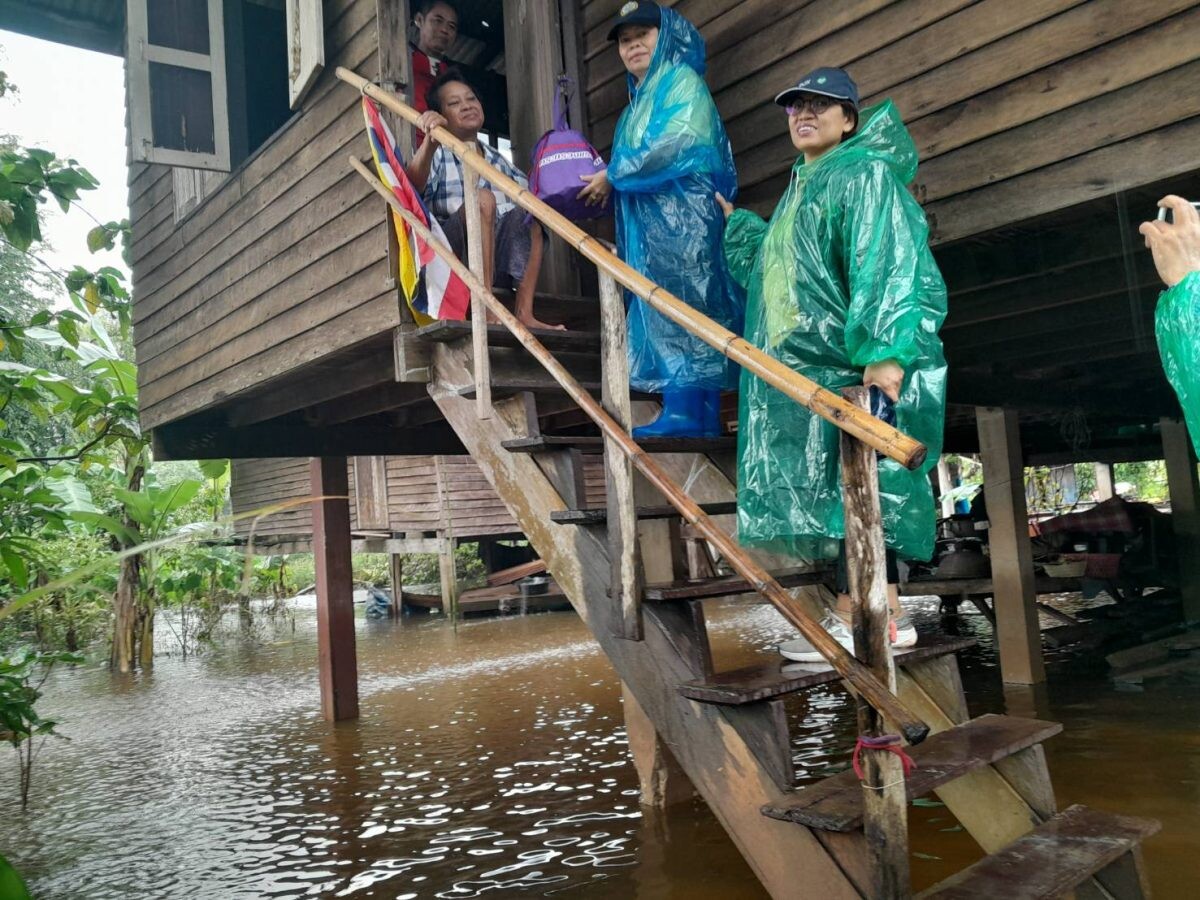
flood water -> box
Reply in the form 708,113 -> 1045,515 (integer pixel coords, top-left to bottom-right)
1,592 -> 1196,899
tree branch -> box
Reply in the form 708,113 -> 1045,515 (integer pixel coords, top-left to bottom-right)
17,421 -> 112,463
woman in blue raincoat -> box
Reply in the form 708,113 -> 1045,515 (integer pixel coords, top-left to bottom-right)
717,68 -> 947,659
578,1 -> 743,438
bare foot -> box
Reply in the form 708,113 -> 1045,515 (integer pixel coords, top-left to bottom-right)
519,315 -> 567,331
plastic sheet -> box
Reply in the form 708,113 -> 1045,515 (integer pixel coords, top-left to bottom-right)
723,101 -> 948,561
609,7 -> 743,392
1156,271 -> 1200,455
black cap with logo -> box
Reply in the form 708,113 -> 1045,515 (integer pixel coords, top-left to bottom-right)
607,1 -> 661,41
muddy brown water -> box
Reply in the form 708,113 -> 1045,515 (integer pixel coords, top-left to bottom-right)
1,593 -> 1196,899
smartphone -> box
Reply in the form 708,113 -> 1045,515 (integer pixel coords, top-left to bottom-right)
1156,201 -> 1200,223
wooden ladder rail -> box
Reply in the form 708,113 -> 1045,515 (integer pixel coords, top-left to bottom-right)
346,152 -> 931,747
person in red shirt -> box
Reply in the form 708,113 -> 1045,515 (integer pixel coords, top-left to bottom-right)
411,0 -> 459,115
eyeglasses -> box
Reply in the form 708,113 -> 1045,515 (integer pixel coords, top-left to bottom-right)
785,96 -> 837,116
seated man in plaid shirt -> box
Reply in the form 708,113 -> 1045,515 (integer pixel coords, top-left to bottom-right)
407,68 -> 563,330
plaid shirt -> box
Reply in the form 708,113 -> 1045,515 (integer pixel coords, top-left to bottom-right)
423,142 -> 528,222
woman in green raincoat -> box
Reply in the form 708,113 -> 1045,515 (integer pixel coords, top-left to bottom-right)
1141,195 -> 1200,453
578,1 -> 742,438
718,68 -> 947,657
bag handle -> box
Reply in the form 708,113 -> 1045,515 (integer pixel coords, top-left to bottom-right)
553,74 -> 573,131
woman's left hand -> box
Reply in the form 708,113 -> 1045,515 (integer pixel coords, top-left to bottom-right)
863,360 -> 904,402
577,170 -> 612,207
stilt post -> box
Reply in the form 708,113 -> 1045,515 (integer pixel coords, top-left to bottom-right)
1094,462 -> 1116,501
1161,417 -> 1200,623
621,681 -> 695,807
438,533 -> 459,623
976,407 -> 1046,685
388,553 -> 404,618
310,457 -> 359,721
840,387 -> 911,898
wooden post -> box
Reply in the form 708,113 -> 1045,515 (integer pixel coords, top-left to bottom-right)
1161,417 -> 1200,624
388,553 -> 404,618
438,533 -> 459,622
599,270 -> 644,641
840,387 -> 910,898
621,681 -> 695,807
462,150 -> 491,419
310,457 -> 359,721
936,456 -> 956,518
976,407 -> 1046,685
1094,462 -> 1116,501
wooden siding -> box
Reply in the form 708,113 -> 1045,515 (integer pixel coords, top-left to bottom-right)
581,0 -> 1200,244
129,0 -> 397,431
230,455 -> 609,543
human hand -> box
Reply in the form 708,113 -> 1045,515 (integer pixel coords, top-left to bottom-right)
715,192 -> 734,219
863,360 -> 904,403
417,111 -> 448,140
577,170 -> 611,207
1139,195 -> 1200,288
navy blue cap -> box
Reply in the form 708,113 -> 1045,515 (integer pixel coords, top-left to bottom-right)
607,1 -> 661,41
774,67 -> 860,109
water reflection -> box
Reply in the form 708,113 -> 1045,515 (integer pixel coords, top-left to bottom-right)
0,592 -> 1194,898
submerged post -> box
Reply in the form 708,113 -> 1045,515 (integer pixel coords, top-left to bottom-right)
840,387 -> 910,898
310,457 -> 359,721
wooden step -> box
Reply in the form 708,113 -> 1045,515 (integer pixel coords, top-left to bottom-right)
502,435 -> 738,454
917,803 -> 1160,899
761,713 -> 1062,831
550,500 -> 737,525
645,566 -> 833,602
680,635 -> 975,705
415,320 -> 600,353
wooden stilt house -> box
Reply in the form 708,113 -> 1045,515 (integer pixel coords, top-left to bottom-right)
5,0 -> 1197,894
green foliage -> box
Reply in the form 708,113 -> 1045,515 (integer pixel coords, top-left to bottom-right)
1114,460 -> 1169,503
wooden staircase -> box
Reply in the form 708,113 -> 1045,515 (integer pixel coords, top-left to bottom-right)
337,73 -> 1161,897
415,323 -> 1159,899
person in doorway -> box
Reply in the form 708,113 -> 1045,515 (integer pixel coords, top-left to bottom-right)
407,68 -> 563,331
410,0 -> 459,117
717,68 -> 948,661
1141,195 -> 1200,454
576,1 -> 743,438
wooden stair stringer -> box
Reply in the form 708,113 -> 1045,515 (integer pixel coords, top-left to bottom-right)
426,341 -> 862,900
898,656 -> 1046,853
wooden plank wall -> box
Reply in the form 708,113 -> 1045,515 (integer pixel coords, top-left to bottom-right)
581,0 -> 1200,245
128,0 -> 397,431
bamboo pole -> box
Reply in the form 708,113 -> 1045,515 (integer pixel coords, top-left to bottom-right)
841,387 -> 910,897
337,66 -> 927,471
348,154 -> 930,744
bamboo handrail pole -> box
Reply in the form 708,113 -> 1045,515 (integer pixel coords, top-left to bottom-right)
336,66 -> 926,471
348,155 -> 930,744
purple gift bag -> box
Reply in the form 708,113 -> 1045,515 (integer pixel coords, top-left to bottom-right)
529,77 -> 608,222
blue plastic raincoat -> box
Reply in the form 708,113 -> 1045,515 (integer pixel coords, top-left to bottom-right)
609,7 -> 743,392
722,102 -> 948,561
1156,271 -> 1200,455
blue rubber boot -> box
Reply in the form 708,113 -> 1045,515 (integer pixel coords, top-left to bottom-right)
632,388 -> 705,439
701,390 -> 722,437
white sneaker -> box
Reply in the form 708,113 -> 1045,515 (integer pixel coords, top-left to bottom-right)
778,614 -> 919,663
779,614 -> 853,663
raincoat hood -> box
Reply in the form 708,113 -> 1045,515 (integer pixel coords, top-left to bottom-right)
626,6 -> 707,96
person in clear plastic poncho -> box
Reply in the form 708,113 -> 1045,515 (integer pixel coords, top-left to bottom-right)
717,67 -> 947,659
578,1 -> 743,438
1141,195 -> 1200,454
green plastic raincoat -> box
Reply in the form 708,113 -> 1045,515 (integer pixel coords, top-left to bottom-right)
1156,271 -> 1200,455
722,101 -> 947,561
609,6 -> 743,392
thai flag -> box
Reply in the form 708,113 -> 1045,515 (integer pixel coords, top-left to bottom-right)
362,97 -> 470,322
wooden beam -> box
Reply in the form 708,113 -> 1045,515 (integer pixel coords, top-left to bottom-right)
976,408 -> 1046,685
1094,463 -> 1116,501
621,681 -> 695,807
438,533 -> 460,623
1161,418 -> 1200,624
310,457 -> 359,721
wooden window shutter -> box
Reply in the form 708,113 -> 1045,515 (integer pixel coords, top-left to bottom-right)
286,0 -> 325,109
353,457 -> 391,531
126,0 -> 231,171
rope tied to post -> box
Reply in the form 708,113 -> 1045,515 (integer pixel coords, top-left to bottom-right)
852,734 -> 917,791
